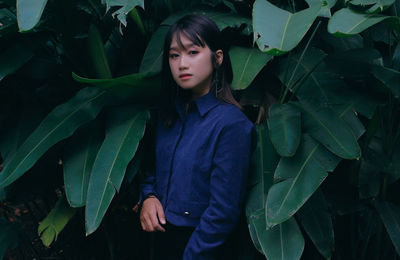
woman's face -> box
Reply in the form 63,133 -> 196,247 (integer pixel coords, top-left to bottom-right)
168,33 -> 215,99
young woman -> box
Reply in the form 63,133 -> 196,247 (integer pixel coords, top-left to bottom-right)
139,14 -> 256,260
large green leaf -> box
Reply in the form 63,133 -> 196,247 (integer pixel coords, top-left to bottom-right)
88,24 -> 112,79
328,8 -> 400,37
38,196 -> 77,247
297,190 -> 334,259
246,124 -> 280,215
229,46 -> 272,90
0,87 -> 108,188
64,122 -> 104,208
350,0 -> 396,13
246,125 -> 279,254
370,65 -> 400,99
374,201 -> 400,255
17,0 -> 48,32
266,134 -> 336,227
0,42 -> 34,81
305,0 -> 337,17
296,100 -> 361,159
104,0 -> 144,26
253,0 -> 322,55
0,218 -> 19,259
252,211 -> 304,260
393,43 -> 400,70
267,103 -> 301,157
72,72 -> 161,103
139,26 -> 169,73
85,107 -> 149,235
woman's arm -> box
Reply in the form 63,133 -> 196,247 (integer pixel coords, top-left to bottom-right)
183,120 -> 256,260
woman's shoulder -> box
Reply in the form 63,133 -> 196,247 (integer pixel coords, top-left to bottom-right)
213,102 -> 254,130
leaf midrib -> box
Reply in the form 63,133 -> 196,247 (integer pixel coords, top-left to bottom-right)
0,90 -> 105,187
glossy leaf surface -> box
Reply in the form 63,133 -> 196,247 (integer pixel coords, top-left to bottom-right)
230,46 -> 272,90
268,103 -> 301,157
0,87 -> 108,188
253,0 -> 321,55
88,25 -> 112,79
72,72 -> 161,103
64,123 -> 104,208
85,107 -> 149,235
297,100 -> 361,159
266,134 -> 331,226
328,8 -> 399,37
17,0 -> 48,32
253,211 -> 304,260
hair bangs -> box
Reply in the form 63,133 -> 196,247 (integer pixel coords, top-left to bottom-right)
174,27 -> 205,49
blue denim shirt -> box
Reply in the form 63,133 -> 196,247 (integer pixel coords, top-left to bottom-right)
140,91 -> 256,259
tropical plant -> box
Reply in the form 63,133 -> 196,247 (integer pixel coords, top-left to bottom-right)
0,0 -> 399,259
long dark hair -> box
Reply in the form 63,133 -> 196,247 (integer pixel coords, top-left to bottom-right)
160,14 -> 241,126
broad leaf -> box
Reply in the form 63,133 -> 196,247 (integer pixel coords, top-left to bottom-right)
230,46 -> 272,90
0,42 -> 34,81
17,0 -> 48,32
336,104 -> 366,139
85,107 -> 149,235
139,26 -> 169,73
350,0 -> 396,13
72,72 -> 161,103
252,211 -> 305,260
305,0 -> 337,18
374,201 -> 400,255
246,124 -> 279,214
88,24 -> 112,79
253,0 -> 322,55
0,87 -> 108,188
328,8 -> 400,37
267,103 -> 301,157
297,190 -> 334,259
370,65 -> 400,99
105,0 -> 144,26
266,134 -> 334,226
0,218 -> 19,259
296,100 -> 361,159
38,196 -> 77,247
246,125 -> 279,254
64,122 -> 104,208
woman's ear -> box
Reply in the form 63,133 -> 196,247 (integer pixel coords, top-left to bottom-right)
215,49 -> 223,67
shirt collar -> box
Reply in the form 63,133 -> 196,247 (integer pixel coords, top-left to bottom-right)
175,91 -> 220,118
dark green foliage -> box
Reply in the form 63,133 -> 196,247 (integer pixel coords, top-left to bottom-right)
0,0 -> 399,259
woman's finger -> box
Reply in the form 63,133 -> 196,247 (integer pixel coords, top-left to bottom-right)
156,203 -> 166,225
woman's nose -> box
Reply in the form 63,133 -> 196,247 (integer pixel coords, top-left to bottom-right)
179,55 -> 188,70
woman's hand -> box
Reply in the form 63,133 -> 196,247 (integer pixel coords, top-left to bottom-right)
140,197 -> 166,232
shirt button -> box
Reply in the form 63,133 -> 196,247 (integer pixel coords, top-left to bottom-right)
184,211 -> 190,215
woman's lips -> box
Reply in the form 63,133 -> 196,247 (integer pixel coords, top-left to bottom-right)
179,74 -> 192,79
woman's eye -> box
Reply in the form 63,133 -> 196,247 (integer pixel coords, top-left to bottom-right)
189,50 -> 198,55
169,53 -> 179,59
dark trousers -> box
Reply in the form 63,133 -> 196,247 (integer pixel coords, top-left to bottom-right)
153,222 -> 195,260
